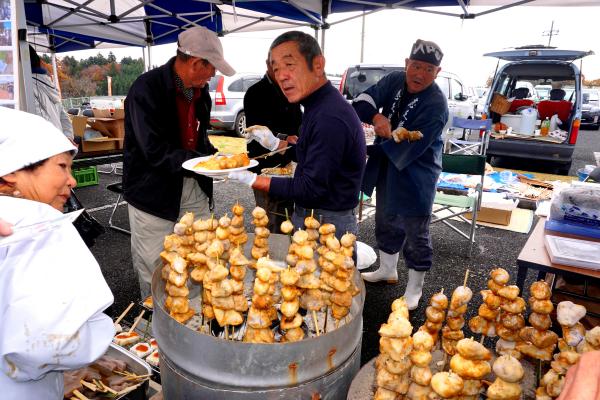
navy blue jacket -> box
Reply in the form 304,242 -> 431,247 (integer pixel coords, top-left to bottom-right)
269,82 -> 366,211
353,71 -> 448,216
123,57 -> 217,221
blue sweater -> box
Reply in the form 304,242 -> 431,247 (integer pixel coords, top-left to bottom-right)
269,82 -> 366,211
353,71 -> 448,216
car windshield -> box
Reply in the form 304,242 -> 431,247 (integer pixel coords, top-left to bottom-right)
343,66 -> 404,99
583,90 -> 599,105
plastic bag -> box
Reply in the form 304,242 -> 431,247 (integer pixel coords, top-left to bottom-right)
356,241 -> 377,270
550,114 -> 562,131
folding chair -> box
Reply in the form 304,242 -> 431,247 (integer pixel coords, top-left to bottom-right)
431,154 -> 486,257
106,182 -> 130,235
447,117 -> 492,156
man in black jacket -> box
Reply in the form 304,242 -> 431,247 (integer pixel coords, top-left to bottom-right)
244,57 -> 302,233
123,27 -> 235,298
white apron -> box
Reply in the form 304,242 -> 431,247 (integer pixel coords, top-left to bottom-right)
0,197 -> 114,399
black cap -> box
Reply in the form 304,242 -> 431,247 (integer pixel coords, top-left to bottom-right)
409,39 -> 443,66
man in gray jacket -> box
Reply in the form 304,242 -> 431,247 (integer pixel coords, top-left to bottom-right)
29,46 -> 73,140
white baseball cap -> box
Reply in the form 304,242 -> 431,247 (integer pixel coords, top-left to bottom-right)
0,106 -> 77,177
177,27 -> 235,77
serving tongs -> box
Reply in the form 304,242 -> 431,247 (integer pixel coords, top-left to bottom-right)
250,146 -> 292,160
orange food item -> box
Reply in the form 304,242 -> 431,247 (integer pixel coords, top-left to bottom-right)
194,153 -> 250,170
493,122 -> 508,132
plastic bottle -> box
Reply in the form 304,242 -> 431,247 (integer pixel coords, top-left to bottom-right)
540,117 -> 550,137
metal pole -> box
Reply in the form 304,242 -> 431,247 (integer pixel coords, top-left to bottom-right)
360,11 -> 365,63
143,46 -> 148,72
314,26 -> 318,40
15,0 -> 33,111
51,52 -> 61,97
320,28 -> 326,53
148,45 -> 152,71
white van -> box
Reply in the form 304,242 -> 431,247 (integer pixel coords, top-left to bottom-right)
339,64 -> 474,125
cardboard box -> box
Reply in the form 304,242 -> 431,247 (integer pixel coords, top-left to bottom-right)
70,115 -> 123,152
88,108 -> 125,149
465,193 -> 518,226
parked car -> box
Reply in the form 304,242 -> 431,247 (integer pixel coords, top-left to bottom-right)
482,47 -> 593,174
339,63 -> 474,128
208,72 -> 262,137
581,88 -> 600,130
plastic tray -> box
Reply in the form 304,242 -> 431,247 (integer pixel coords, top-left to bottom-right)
545,219 -> 600,239
72,166 -> 99,187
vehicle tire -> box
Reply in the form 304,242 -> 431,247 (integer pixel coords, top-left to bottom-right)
234,111 -> 248,139
594,123 -> 600,131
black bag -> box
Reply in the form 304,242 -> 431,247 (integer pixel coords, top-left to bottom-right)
64,190 -> 105,248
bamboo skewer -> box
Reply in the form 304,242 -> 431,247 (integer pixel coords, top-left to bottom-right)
114,302 -> 134,325
128,310 -> 146,334
323,306 -> 329,334
463,269 -> 470,287
312,311 -> 320,336
80,380 -> 98,392
72,390 -> 90,400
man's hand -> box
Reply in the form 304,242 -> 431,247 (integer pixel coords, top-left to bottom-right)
228,171 -> 257,187
372,113 -> 392,139
286,135 -> 299,145
0,218 -> 13,236
557,351 -> 600,400
245,125 -> 281,151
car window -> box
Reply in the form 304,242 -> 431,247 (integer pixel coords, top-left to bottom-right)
583,91 -> 599,105
343,66 -> 404,99
242,77 -> 261,91
208,75 -> 222,91
228,78 -> 244,92
435,76 -> 450,99
450,78 -> 463,99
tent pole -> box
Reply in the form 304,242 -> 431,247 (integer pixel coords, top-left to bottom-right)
143,46 -> 148,72
51,52 -> 61,97
15,0 -> 33,111
360,11 -> 365,63
148,45 -> 153,71
320,28 -> 326,53
314,26 -> 318,40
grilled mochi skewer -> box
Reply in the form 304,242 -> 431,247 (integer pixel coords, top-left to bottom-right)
517,280 -> 557,362
188,215 -> 218,285
199,217 -> 219,323
469,267 -> 509,342
280,266 -> 304,342
449,338 -> 491,399
406,330 -> 434,400
487,354 -> 524,400
251,207 -> 270,265
204,239 -> 243,332
244,258 -> 281,343
536,301 -> 588,400
418,290 -> 448,345
163,212 -> 196,325
441,283 -> 472,356
429,371 -> 464,400
229,202 -> 248,249
374,297 -> 413,399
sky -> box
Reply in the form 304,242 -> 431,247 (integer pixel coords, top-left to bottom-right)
59,5 -> 600,87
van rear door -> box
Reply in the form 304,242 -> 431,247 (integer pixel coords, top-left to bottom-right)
484,48 -> 593,62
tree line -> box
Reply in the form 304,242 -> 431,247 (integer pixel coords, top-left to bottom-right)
41,52 -> 144,98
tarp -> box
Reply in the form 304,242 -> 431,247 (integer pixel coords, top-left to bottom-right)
24,0 -> 323,52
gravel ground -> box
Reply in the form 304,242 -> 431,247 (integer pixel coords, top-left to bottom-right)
76,128 -> 598,370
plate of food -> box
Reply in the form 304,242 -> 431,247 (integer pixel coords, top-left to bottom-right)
182,153 -> 258,178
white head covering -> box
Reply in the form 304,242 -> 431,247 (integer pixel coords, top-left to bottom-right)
0,107 -> 77,177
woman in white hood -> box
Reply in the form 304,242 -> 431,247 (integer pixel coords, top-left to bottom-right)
30,45 -> 74,140
0,107 -> 114,399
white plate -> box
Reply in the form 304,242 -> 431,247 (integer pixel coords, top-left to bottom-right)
182,156 -> 258,178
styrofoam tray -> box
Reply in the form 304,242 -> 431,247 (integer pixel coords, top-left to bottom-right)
544,234 -> 600,270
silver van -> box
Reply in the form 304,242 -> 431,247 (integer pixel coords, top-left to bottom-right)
483,47 -> 593,174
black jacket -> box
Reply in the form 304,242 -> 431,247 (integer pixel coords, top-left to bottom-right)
243,74 -> 302,172
123,57 -> 217,221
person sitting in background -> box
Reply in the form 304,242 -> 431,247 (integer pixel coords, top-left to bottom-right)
0,107 -> 114,399
244,54 -> 302,233
29,45 -> 74,140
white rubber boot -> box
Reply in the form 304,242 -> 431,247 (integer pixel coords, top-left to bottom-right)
361,251 -> 399,283
403,269 -> 426,310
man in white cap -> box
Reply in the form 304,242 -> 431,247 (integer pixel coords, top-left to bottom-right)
123,26 -> 235,298
352,39 -> 449,310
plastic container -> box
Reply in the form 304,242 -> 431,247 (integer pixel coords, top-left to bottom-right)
72,166 -> 99,187
519,108 -> 537,135
577,168 -> 589,181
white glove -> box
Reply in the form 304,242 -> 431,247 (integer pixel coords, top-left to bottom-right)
228,171 -> 257,186
245,125 -> 280,151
